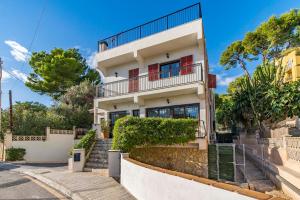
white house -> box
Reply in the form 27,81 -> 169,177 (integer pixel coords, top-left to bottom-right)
93,3 -> 216,147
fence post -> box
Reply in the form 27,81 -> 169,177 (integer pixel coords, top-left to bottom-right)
233,144 -> 237,182
46,127 -> 50,137
216,144 -> 220,180
243,144 -> 246,182
73,126 -> 76,139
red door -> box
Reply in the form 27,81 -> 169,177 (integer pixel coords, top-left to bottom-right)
129,68 -> 139,93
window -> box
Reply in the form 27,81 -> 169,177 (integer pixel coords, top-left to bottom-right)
146,104 -> 199,119
147,108 -> 159,117
132,109 -> 140,117
159,61 -> 180,79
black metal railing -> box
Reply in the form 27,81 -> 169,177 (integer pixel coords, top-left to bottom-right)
96,63 -> 203,98
98,3 -> 202,51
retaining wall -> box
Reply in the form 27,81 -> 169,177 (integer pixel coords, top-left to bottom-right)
130,145 -> 208,177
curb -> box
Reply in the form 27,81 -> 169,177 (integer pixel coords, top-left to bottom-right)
22,171 -> 84,200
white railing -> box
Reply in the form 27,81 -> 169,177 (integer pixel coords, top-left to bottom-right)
50,128 -> 73,135
97,63 -> 203,98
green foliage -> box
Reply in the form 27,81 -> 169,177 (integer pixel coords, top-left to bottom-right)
2,102 -> 52,135
73,130 -> 96,154
26,48 -> 100,99
215,94 -> 234,130
219,9 -> 300,133
59,80 -> 95,108
5,148 -> 26,161
100,120 -> 110,134
268,81 -> 300,121
112,116 -> 198,152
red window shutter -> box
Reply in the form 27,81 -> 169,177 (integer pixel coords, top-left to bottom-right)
148,64 -> 159,81
180,55 -> 193,75
208,74 -> 216,88
129,68 -> 139,92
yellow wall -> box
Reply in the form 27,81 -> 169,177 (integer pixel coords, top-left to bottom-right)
283,48 -> 300,82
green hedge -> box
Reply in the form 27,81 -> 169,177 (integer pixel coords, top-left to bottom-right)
112,116 -> 198,152
73,130 -> 96,155
5,148 -> 26,161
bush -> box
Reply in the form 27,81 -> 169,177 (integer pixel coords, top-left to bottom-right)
112,116 -> 198,152
73,130 -> 96,154
5,148 -> 26,161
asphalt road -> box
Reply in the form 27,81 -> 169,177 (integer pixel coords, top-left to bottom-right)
0,163 -> 67,200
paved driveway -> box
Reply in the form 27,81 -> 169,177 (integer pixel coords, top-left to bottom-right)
0,163 -> 67,199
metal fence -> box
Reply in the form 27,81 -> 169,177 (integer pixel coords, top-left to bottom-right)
98,3 -> 202,50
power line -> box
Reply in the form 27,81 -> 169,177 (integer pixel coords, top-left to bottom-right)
28,0 -> 47,52
7,0 -> 48,80
2,68 -> 26,83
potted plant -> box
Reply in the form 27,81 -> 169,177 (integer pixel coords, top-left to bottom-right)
101,120 -> 110,139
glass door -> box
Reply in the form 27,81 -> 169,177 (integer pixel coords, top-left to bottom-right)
109,111 -> 128,138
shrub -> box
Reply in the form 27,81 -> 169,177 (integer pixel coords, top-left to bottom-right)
112,116 -> 198,152
73,130 -> 96,155
5,148 -> 26,161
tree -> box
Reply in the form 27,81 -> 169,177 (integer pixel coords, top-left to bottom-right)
220,41 -> 253,80
59,80 -> 95,108
219,9 -> 300,135
215,94 -> 234,130
26,48 -> 100,99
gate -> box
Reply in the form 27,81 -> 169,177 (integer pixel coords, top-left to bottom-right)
208,143 -> 236,182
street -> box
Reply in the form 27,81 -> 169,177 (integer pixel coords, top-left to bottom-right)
0,163 -> 68,200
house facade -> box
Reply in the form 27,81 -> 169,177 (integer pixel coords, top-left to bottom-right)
283,47 -> 300,82
93,3 -> 216,145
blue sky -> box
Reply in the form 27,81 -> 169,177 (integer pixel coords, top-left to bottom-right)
0,0 -> 299,108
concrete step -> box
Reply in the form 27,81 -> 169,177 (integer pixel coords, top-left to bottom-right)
89,154 -> 107,159
85,162 -> 108,168
91,150 -> 108,154
88,158 -> 108,163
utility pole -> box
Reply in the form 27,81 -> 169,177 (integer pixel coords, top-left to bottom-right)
9,90 -> 13,131
0,57 -> 2,135
0,58 -> 3,161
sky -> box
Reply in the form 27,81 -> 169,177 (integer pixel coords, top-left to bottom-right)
0,0 -> 299,108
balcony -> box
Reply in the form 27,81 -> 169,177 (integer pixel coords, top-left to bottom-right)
98,3 -> 202,51
96,63 -> 203,103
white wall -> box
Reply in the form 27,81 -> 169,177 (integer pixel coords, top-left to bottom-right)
12,134 -> 79,163
121,156 -> 255,200
105,45 -> 205,83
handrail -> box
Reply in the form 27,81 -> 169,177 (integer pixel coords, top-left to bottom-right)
97,63 -> 203,98
98,3 -> 202,51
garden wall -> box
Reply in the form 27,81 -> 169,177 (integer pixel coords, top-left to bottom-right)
5,127 -> 80,163
121,154 -> 269,200
130,145 -> 208,177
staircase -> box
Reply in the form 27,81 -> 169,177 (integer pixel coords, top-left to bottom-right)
84,139 -> 112,172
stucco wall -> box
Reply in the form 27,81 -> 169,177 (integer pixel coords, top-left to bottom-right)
130,146 -> 208,177
104,45 -> 204,83
121,156 -> 255,200
12,133 -> 79,163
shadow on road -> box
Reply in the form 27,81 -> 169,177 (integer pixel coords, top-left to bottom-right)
0,178 -> 30,188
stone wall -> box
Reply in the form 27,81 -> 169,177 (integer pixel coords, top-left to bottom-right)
129,146 -> 208,177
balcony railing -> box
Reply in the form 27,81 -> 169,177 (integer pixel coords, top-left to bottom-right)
98,3 -> 202,51
97,63 -> 203,98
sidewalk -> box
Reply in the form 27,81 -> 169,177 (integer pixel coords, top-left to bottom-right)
6,163 -> 136,200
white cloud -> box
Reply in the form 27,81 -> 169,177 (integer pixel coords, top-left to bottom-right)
87,51 -> 97,68
217,74 -> 241,86
2,70 -> 11,80
4,40 -> 30,62
11,69 -> 28,82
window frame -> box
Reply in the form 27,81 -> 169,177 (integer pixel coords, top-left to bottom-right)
146,103 -> 200,119
159,60 -> 181,79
